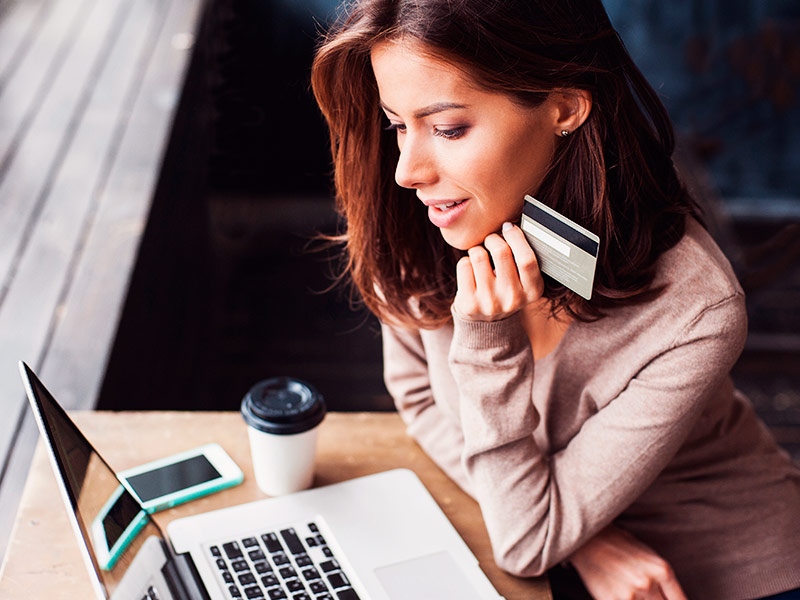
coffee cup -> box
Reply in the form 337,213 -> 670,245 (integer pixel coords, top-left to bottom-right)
240,377 -> 326,496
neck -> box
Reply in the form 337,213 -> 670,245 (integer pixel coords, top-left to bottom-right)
520,300 -> 572,361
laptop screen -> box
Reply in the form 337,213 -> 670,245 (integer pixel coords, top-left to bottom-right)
23,364 -> 169,599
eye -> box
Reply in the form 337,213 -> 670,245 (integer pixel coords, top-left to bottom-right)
384,122 -> 406,134
433,126 -> 467,140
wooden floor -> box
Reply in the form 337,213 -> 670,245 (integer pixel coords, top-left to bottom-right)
0,0 -> 206,567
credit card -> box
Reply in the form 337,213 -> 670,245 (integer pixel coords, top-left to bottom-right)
519,195 -> 600,300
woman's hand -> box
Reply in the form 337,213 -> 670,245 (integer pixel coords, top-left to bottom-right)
453,222 -> 544,322
569,525 -> 688,600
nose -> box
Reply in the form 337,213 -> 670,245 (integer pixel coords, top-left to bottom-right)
394,134 -> 436,189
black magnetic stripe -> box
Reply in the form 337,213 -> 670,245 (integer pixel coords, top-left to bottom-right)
522,202 -> 599,257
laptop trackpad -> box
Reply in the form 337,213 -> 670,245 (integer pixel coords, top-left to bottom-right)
374,551 -> 485,600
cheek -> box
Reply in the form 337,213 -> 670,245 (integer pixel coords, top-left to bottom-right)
443,136 -> 519,190
467,135 -> 549,197
504,134 -> 553,194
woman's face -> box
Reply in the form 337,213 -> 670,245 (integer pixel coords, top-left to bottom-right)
371,40 -> 559,250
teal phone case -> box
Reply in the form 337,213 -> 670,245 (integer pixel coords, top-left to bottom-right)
119,443 -> 244,514
91,485 -> 149,571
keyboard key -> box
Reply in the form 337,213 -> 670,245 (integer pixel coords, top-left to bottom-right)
249,549 -> 266,561
294,554 -> 313,567
272,553 -> 290,566
309,581 -> 329,594
327,573 -> 350,589
280,529 -> 306,555
262,533 -> 283,553
253,561 -> 271,574
319,560 -> 339,573
286,579 -> 305,592
232,560 -> 250,573
215,522 -> 352,600
244,586 -> 264,599
224,542 -> 244,560
261,574 -> 279,587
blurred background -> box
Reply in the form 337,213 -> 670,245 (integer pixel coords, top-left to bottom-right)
93,0 -> 800,458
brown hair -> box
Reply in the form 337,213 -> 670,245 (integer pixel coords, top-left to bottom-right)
311,0 -> 700,328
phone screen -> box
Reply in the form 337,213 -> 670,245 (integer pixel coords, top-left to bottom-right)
102,489 -> 143,549
125,455 -> 221,502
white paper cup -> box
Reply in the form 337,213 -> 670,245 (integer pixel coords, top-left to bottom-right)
241,377 -> 326,496
246,426 -> 320,495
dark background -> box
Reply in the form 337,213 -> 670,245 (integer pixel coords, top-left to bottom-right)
97,0 -> 800,458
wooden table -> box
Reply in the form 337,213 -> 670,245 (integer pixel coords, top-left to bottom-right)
0,411 -> 550,599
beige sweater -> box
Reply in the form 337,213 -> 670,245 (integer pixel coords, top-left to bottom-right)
381,219 -> 800,599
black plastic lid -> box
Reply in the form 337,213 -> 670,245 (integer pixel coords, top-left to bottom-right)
240,377 -> 326,435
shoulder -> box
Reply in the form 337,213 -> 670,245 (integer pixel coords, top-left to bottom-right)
654,217 -> 743,304
584,219 -> 746,358
561,220 -> 748,404
647,218 -> 746,343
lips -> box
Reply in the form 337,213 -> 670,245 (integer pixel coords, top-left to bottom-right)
432,199 -> 465,211
425,198 -> 469,228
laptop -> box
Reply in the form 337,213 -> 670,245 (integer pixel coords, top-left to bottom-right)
20,362 -> 504,600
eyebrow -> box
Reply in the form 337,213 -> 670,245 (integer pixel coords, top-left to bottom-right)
380,101 -> 468,119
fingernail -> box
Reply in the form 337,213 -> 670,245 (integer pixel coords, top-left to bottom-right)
502,222 -> 513,232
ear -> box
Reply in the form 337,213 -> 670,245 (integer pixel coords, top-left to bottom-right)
551,89 -> 592,137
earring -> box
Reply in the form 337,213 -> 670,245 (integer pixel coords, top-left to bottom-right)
560,130 -> 570,137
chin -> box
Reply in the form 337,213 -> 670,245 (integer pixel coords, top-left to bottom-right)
439,228 -> 484,251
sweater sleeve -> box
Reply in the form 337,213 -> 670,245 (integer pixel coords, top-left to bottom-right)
450,294 -> 748,577
381,322 -> 474,496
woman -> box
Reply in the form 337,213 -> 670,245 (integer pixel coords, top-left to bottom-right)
310,0 -> 800,598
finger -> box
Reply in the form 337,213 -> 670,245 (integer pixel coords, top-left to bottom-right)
467,245 -> 495,292
455,255 -> 476,296
648,588 -> 668,600
643,554 -> 686,600
658,577 -> 688,600
483,233 -> 518,287
501,222 -> 544,296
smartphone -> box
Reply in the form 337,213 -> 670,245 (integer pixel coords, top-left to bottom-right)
118,442 -> 243,514
89,444 -> 242,571
91,484 -> 150,570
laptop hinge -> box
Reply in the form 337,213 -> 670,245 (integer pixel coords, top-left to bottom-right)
161,552 -> 211,600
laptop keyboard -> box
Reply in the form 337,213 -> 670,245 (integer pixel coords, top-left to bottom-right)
208,520 -> 361,600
